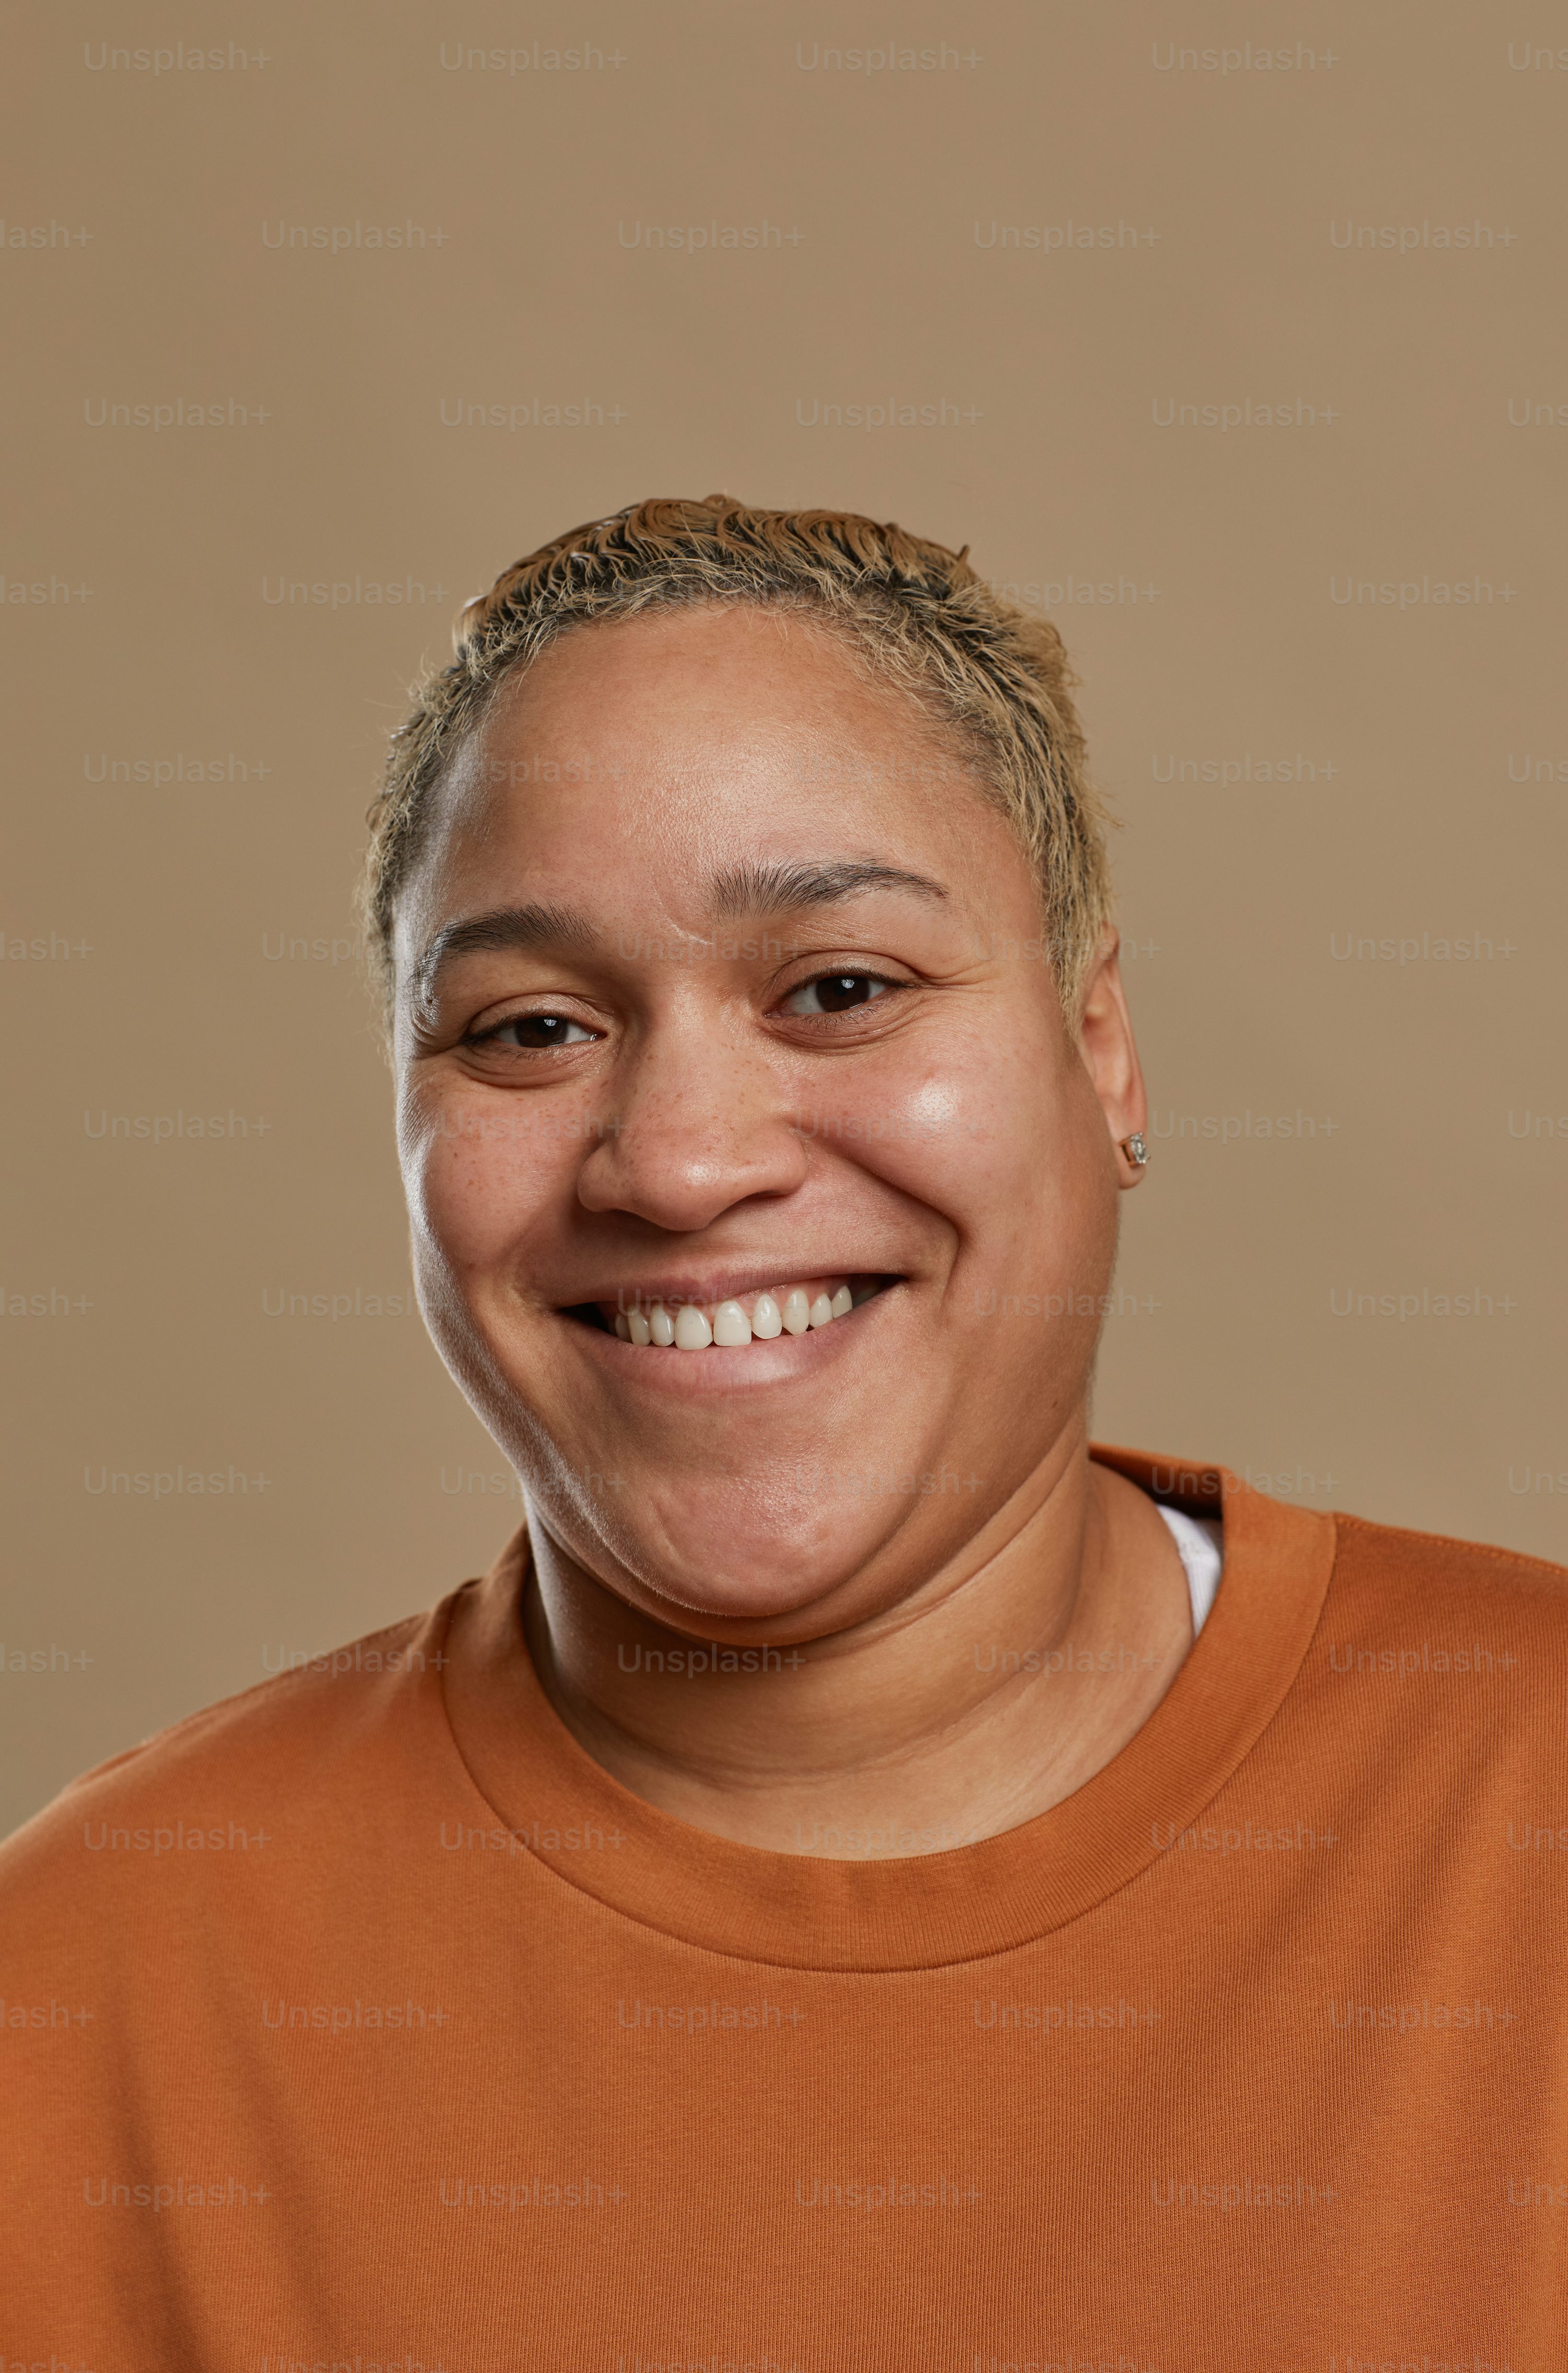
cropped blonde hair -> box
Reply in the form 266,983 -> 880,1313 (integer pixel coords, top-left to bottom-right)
363,495 -> 1113,1013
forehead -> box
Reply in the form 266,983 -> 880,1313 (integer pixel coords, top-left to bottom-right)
401,605 -> 1029,944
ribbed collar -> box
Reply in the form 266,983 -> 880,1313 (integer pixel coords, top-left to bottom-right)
436,1446 -> 1336,1971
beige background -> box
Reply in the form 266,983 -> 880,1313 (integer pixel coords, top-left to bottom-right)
4,0 -> 1564,1835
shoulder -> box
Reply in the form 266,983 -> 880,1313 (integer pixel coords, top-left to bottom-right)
1319,1511 -> 1567,1702
1330,1509 -> 1567,1619
0,1598 -> 464,1926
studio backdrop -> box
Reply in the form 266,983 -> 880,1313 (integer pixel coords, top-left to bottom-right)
5,0 -> 1564,1834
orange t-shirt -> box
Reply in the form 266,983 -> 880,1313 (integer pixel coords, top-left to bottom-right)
2,1447 -> 1564,2368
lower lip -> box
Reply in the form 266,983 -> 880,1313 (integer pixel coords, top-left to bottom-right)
559,1291 -> 894,1395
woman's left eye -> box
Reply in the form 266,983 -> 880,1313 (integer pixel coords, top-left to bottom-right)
474,1013 -> 596,1050
780,972 -> 895,1017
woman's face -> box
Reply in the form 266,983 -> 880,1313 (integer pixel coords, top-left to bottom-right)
393,604 -> 1144,1638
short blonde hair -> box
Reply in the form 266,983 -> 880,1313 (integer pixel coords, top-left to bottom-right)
363,495 -> 1113,1011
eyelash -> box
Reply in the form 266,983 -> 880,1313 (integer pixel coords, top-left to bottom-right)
778,970 -> 901,1018
463,969 -> 908,1056
465,1012 -> 597,1053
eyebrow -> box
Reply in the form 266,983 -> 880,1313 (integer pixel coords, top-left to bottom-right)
707,858 -> 949,921
411,903 -> 596,1006
411,859 -> 949,1002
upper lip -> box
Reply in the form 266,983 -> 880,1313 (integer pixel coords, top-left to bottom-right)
556,1266 -> 889,1310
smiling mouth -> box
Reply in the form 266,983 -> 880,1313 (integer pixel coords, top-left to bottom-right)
562,1275 -> 893,1351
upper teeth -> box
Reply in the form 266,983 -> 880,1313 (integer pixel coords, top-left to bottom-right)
612,1280 -> 863,1349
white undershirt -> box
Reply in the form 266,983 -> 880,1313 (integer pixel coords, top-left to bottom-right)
1156,1503 -> 1223,1635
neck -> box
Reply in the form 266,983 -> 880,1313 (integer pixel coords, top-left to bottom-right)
517,1439 -> 1195,1855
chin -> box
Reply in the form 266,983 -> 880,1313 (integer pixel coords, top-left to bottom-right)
546,1470 -> 900,1635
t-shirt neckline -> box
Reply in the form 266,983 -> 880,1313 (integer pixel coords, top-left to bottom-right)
437,1445 -> 1336,1971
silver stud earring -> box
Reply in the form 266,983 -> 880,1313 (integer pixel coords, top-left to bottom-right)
1119,1132 -> 1149,1168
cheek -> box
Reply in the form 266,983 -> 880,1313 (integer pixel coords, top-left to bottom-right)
397,1087 -> 571,1287
806,1010 -> 1099,1261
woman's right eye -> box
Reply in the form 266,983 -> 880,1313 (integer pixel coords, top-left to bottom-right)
469,1013 -> 597,1052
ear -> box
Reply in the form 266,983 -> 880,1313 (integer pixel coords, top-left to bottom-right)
1074,928 -> 1150,1189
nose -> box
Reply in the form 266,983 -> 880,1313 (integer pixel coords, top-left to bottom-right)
575,1007 -> 810,1233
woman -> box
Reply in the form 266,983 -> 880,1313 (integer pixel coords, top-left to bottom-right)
4,497 -> 1562,2357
